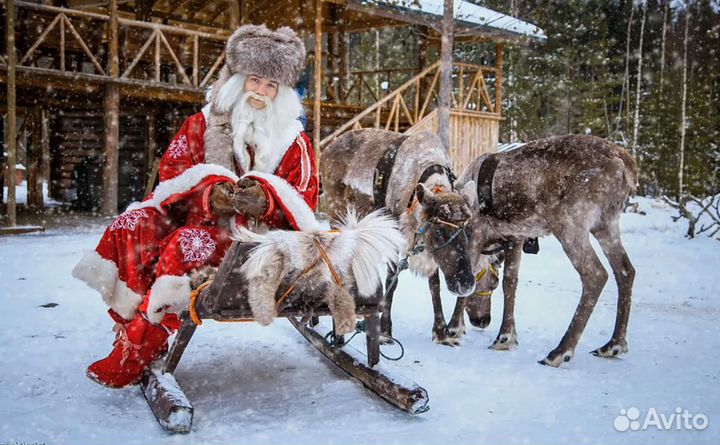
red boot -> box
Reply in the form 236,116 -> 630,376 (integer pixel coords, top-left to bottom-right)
87,313 -> 170,388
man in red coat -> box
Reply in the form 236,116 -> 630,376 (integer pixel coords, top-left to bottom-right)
73,24 -> 320,388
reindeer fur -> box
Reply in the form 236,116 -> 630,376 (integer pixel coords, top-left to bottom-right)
322,129 -> 476,345
456,135 -> 638,367
233,209 -> 405,334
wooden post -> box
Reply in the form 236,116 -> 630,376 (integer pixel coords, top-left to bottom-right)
495,43 -> 503,115
313,0 -> 322,166
28,108 -> 43,209
41,109 -> 50,190
338,29 -> 348,103
438,0 -> 454,152
102,0 -> 120,216
229,0 -> 240,29
6,0 -> 17,226
240,0 -> 249,25
147,114 -> 156,181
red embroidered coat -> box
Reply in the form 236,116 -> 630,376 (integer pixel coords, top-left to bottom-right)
72,111 -> 319,325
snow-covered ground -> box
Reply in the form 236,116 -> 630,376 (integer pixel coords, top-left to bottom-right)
0,198 -> 717,444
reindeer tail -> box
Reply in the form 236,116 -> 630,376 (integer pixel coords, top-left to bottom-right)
336,208 -> 406,298
614,145 -> 639,193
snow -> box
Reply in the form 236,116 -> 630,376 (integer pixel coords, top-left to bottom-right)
1,197 -> 718,443
368,0 -> 546,40
3,180 -> 62,207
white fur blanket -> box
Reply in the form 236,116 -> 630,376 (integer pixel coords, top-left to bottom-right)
232,209 -> 405,334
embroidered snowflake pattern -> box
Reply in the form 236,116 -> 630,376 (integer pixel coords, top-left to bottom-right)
178,228 -> 216,263
109,209 -> 149,232
167,135 -> 188,160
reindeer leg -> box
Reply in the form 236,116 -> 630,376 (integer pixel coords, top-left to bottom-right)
380,264 -> 399,344
590,221 -> 634,358
490,242 -> 520,350
446,297 -> 467,339
430,270 -> 459,346
539,229 -> 608,367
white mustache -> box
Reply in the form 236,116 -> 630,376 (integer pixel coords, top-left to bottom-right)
243,91 -> 272,107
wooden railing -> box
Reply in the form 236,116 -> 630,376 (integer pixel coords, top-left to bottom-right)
2,1 -> 229,89
319,61 -> 500,148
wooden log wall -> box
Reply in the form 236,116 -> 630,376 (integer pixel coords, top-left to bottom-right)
407,110 -> 500,174
50,111 -> 149,211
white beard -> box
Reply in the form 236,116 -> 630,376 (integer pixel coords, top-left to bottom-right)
214,73 -> 305,173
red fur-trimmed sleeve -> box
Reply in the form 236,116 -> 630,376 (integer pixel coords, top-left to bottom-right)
158,113 -> 207,181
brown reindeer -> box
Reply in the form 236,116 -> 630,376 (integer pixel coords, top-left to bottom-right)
322,129 -> 478,345
454,135 -> 637,367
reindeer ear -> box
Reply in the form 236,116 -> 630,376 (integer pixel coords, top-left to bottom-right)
459,180 -> 477,208
416,183 -> 435,206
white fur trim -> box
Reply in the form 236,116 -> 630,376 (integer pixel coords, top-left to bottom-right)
336,208 -> 406,297
243,170 -> 322,232
297,135 -> 311,192
234,207 -> 405,326
127,164 -> 239,211
72,250 -> 142,320
146,275 -> 192,323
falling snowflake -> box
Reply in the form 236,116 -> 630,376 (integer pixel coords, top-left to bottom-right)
109,209 -> 149,232
167,135 -> 188,160
178,228 -> 216,263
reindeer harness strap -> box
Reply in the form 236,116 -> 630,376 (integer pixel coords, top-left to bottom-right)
373,135 -> 409,210
475,154 -> 500,215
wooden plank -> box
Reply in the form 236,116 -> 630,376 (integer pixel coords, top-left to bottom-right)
200,50 -> 225,87
6,0 -> 17,226
101,83 -> 120,216
288,317 -> 430,414
60,13 -> 65,72
192,35 -> 198,86
0,225 -> 45,235
158,30 -> 191,85
495,43 -> 503,114
19,14 -> 62,65
120,29 -> 158,79
63,15 -> 106,75
141,366 -> 193,434
154,31 -> 161,82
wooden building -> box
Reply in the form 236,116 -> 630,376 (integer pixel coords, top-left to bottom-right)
1,0 -> 544,222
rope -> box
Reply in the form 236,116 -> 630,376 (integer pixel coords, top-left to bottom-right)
188,279 -> 213,326
323,320 -> 405,361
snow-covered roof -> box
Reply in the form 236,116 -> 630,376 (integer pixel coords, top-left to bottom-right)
360,0 -> 546,42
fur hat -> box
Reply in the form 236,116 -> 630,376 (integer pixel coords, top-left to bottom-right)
225,24 -> 306,87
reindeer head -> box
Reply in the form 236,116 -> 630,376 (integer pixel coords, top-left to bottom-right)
411,183 -> 475,296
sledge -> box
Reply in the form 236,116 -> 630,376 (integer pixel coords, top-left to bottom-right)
141,241 -> 429,434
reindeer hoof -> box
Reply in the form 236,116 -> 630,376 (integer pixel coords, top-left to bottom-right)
379,335 -> 395,345
432,328 -> 460,347
538,349 -> 573,367
591,339 -> 628,358
446,325 -> 466,339
489,332 -> 518,350
468,314 -> 491,329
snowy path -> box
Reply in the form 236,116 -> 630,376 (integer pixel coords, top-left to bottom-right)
0,199 -> 718,444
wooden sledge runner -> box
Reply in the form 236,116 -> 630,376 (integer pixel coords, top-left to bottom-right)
141,241 -> 429,433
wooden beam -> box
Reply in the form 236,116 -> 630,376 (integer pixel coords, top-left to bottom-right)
102,0 -> 120,216
28,107 -> 43,209
437,0 -> 453,152
6,0 -> 17,226
495,43 -> 503,115
313,0 -> 322,167
229,0 -> 240,29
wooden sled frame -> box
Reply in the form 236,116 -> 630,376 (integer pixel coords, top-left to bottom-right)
141,242 -> 429,433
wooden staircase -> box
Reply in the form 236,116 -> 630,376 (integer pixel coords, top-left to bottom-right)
318,61 -> 504,174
